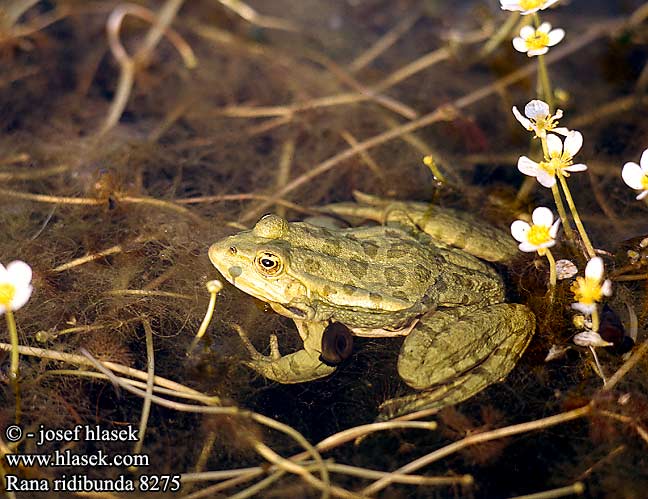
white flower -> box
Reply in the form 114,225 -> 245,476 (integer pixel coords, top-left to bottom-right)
512,100 -> 570,138
0,261 -> 33,315
571,257 -> 612,315
513,23 -> 565,57
511,207 -> 560,255
500,0 -> 560,15
517,131 -> 588,188
621,148 -> 648,200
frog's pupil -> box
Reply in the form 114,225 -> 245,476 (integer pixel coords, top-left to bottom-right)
262,258 -> 275,268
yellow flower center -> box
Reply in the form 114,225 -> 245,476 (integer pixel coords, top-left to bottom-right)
525,30 -> 550,51
0,282 -> 16,306
539,160 -> 556,176
519,0 -> 545,9
642,174 -> 648,190
571,277 -> 603,305
527,225 -> 551,246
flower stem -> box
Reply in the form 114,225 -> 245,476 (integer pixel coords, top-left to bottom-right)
545,248 -> 557,303
591,306 -> 600,333
550,183 -> 576,241
5,309 -> 21,423
558,173 -> 596,258
537,54 -> 554,111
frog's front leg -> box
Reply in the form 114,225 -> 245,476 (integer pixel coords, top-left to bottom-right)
233,320 -> 336,383
381,303 -> 535,418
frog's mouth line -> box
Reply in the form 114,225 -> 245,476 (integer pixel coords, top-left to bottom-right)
217,265 -> 294,310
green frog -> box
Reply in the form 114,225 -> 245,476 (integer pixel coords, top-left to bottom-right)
208,193 -> 535,417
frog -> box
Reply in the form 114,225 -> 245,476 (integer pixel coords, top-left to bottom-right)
208,192 -> 535,417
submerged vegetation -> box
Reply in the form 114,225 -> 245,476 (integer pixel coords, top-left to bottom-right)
1,0 -> 647,497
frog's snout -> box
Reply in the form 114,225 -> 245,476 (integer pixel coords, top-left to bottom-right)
209,240 -> 246,285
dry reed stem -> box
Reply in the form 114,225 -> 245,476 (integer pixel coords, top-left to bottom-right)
51,244 -> 129,272
240,18 -> 624,223
132,319 -> 156,457
349,12 -> 420,73
0,187 -> 204,224
362,404 -> 593,495
507,482 -> 585,499
0,164 -> 70,180
43,370 -> 216,404
100,0 -> 195,136
216,0 -> 298,31
363,335 -> 648,495
0,342 -> 211,399
104,289 -> 194,300
75,352 -> 334,499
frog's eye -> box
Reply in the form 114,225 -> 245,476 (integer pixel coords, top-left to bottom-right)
254,251 -> 283,276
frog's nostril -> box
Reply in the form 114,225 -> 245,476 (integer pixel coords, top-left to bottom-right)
229,246 -> 237,255
228,266 -> 242,278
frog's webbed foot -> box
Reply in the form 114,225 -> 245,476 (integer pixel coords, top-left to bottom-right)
232,323 -> 336,384
381,303 -> 535,419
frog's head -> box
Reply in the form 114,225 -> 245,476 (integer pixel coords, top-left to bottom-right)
209,214 -> 314,320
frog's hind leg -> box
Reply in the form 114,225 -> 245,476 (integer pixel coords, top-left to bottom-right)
380,303 -> 535,419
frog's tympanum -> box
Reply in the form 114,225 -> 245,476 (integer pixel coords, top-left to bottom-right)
209,193 -> 535,417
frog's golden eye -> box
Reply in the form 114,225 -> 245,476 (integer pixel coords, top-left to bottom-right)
254,251 -> 283,276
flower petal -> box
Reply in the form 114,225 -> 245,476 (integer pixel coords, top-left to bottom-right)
622,162 -> 644,189
637,190 -> 648,200
527,47 -> 549,57
6,260 -> 32,286
552,127 -> 571,136
518,156 -> 539,176
571,302 -> 596,315
640,148 -> 648,171
536,169 -> 556,188
547,29 -> 565,46
518,241 -> 539,253
511,220 -> 531,242
512,37 -> 528,53
500,0 -> 522,11
532,206 -> 554,227
601,279 -> 613,297
585,257 -> 604,280
563,131 -> 583,158
524,100 -> 549,119
546,133 -> 563,157
564,163 -> 588,172
512,106 -> 532,130
537,22 -> 552,33
549,218 -> 561,238
520,25 -> 536,38
10,284 -> 32,311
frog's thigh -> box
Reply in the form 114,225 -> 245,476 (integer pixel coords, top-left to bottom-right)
397,303 -> 535,391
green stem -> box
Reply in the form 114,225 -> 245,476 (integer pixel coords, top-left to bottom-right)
591,306 -> 600,333
5,309 -> 21,423
550,183 -> 575,241
557,173 -> 596,258
544,248 -> 557,304
545,248 -> 557,288
537,54 -> 554,111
